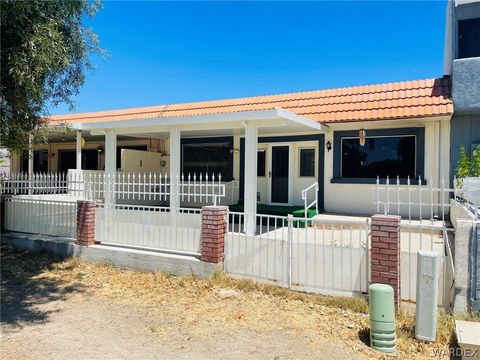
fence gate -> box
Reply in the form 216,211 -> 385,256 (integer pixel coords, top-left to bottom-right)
225,212 -> 370,297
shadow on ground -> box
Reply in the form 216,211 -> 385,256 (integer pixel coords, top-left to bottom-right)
1,245 -> 86,328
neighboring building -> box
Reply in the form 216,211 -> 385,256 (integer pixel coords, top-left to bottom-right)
444,0 -> 480,181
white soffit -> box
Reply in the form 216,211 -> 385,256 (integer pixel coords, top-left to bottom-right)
71,108 -> 327,136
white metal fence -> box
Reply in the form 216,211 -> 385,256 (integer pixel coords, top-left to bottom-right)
456,177 -> 480,219
225,212 -> 370,297
1,171 -> 227,206
371,176 -> 456,308
3,197 -> 77,238
95,204 -> 202,254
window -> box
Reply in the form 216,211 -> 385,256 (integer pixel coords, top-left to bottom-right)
181,137 -> 233,179
458,18 -> 480,59
21,150 -> 49,172
299,148 -> 315,177
58,150 -> 98,173
341,136 -> 416,179
332,128 -> 424,184
257,150 -> 266,176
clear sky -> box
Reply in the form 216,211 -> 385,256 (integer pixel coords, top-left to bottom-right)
51,0 -> 448,115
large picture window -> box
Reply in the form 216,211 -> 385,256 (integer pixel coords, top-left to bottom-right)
341,136 -> 416,178
332,128 -> 424,184
181,137 -> 233,180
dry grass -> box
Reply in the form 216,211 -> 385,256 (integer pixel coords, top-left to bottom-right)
2,246 -> 478,359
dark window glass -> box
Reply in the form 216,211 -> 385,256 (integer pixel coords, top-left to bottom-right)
21,150 -> 49,172
117,145 -> 148,169
182,142 -> 231,179
341,136 -> 416,178
299,148 -> 315,177
257,150 -> 266,176
58,150 -> 98,173
458,18 -> 480,59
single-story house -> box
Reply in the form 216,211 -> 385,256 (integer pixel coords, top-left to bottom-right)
9,77 -> 453,216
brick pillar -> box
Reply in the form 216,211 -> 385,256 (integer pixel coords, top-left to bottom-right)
76,200 -> 96,246
200,205 -> 228,263
370,214 -> 401,308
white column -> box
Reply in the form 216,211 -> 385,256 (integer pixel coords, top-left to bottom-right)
244,123 -> 258,235
105,130 -> 117,174
76,130 -> 82,170
28,134 -> 33,195
169,128 -> 181,209
105,130 -> 117,204
28,134 -> 34,177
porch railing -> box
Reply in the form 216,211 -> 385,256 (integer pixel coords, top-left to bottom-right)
301,182 -> 318,220
1,171 -> 226,205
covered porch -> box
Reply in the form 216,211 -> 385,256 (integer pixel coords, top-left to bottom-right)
69,108 -> 326,233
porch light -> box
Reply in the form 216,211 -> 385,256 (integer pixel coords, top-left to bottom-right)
359,129 -> 367,146
97,145 -> 103,154
326,141 -> 332,152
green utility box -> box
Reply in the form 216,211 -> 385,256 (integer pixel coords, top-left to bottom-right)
369,284 -> 396,353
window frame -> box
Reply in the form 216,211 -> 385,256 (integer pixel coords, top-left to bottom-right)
331,127 -> 425,184
180,136 -> 234,181
298,147 -> 316,177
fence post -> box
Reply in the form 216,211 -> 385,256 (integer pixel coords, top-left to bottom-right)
200,205 -> 228,263
76,200 -> 96,246
370,214 -> 401,308
287,214 -> 293,289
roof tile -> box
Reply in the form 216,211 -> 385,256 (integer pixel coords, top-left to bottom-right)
49,77 -> 453,125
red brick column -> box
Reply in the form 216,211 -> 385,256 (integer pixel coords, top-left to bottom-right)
76,200 -> 96,246
370,214 -> 401,308
200,205 -> 228,263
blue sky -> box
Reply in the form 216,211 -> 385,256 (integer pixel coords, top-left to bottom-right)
52,0 -> 448,115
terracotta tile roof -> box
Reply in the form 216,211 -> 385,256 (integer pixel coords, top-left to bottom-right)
49,77 -> 453,125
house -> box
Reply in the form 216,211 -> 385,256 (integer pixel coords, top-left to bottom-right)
6,0 -> 479,219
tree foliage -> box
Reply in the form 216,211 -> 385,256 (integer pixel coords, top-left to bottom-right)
455,145 -> 480,179
0,0 -> 102,152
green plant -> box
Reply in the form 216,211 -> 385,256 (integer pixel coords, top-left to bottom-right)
456,145 -> 472,180
471,145 -> 480,177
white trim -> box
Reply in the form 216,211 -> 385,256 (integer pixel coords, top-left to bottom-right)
72,108 -> 325,134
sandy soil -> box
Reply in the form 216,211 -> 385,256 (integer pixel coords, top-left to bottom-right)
1,246 -> 456,359
0,247 -> 365,360
2,295 -> 363,360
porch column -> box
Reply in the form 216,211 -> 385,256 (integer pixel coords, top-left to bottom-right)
169,128 -> 181,209
28,134 -> 33,195
244,122 -> 258,235
76,130 -> 82,170
105,130 -> 117,204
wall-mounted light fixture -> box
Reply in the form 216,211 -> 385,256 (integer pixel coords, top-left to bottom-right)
359,129 -> 367,147
326,141 -> 332,152
97,145 -> 104,154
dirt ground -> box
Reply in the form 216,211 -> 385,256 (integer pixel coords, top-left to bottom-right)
0,246 -> 457,359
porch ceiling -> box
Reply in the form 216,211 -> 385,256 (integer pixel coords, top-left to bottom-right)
71,108 -> 327,137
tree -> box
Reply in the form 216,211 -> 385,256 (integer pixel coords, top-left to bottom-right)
0,0 -> 102,152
